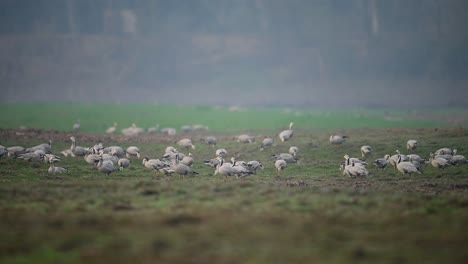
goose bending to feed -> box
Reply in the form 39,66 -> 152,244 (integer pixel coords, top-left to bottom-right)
450,153 -> 468,166
200,136 -> 217,147
330,135 -> 347,145
389,150 -> 408,169
215,148 -> 228,158
60,149 -> 75,157
429,153 -> 451,169
434,147 -> 454,155
142,157 -> 168,176
374,155 -> 390,170
274,159 -> 288,176
360,145 -> 372,159
70,136 -> 90,157
27,140 -> 52,154
341,162 -> 369,178
247,160 -> 264,174
214,158 -> 237,180
48,164 -> 68,175
96,157 -> 117,175
278,122 -> 294,143
177,138 -> 196,149
230,157 -> 254,177
407,140 -> 418,151
396,154 -> 421,175
289,146 -> 299,157
102,146 -> 125,158
234,134 -> 255,144
126,146 -> 140,159
180,153 -> 194,167
260,138 -> 273,150
17,152 -> 44,162
106,122 -> 118,134
272,153 -> 298,164
344,154 -> 367,166
118,158 -> 130,170
171,153 -> 199,179
84,149 -> 101,166
7,146 -> 26,158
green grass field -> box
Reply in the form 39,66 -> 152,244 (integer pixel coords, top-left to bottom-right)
1,104 -> 468,263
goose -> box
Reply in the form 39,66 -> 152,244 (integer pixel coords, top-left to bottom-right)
429,153 -> 451,169
396,154 -> 421,175
450,151 -> 467,166
215,148 -> 228,158
234,134 -> 255,144
70,136 -> 90,157
122,123 -> 145,136
278,122 -> 294,142
165,146 -> 178,154
142,157 -> 168,176
214,157 -> 237,179
26,140 -> 52,154
260,138 -> 273,150
330,135 -> 347,145
99,149 -> 119,164
434,147 -> 454,155
406,140 -> 418,151
230,157 -> 254,177
360,145 -> 372,159
289,146 -> 299,157
7,146 -> 26,158
160,127 -> 177,136
433,152 -> 453,161
408,156 -> 424,173
180,153 -> 194,167
171,153 -> 199,179
106,122 -> 118,134
118,158 -> 130,170
0,145 -> 6,158
389,150 -> 408,168
96,157 -> 117,175
272,153 -> 298,164
341,162 -> 369,178
84,149 -> 101,166
17,152 -> 44,162
73,119 -> 80,131
92,143 -> 104,154
60,149 -> 75,157
374,155 -> 390,170
177,138 -> 196,149
274,159 -> 288,176
126,146 -> 140,159
102,146 -> 125,158
247,160 -> 264,174
343,154 -> 367,166
200,136 -> 217,147
147,124 -> 160,134
48,164 -> 68,175
406,154 -> 426,164
43,154 -> 61,164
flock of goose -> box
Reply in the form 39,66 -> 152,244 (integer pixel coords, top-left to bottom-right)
1,121 -> 467,180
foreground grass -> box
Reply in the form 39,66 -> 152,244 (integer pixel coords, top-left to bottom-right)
1,127 -> 468,263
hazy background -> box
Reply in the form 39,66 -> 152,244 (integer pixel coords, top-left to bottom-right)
0,0 -> 467,109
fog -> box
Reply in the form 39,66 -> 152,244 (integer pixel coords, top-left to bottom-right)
1,0 -> 467,109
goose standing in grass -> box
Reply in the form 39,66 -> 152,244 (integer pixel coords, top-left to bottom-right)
407,140 -> 418,151
26,140 -> 52,154
274,159 -> 288,176
7,146 -> 26,158
180,153 -> 194,167
341,161 -> 369,178
177,138 -> 196,149
396,153 -> 421,175
200,136 -> 217,147
289,146 -> 299,158
429,153 -> 451,169
235,134 -> 255,144
118,158 -> 130,170
142,157 -> 168,176
103,146 -> 125,158
48,164 -> 68,175
434,147 -> 454,155
389,150 -> 408,169
96,157 -> 117,175
229,158 -> 254,177
171,153 -> 199,179
330,135 -> 347,145
374,154 -> 390,170
214,157 -> 237,179
247,160 -> 264,174
272,153 -> 298,164
126,146 -> 140,159
450,151 -> 468,166
215,148 -> 228,158
278,122 -> 294,143
84,149 -> 101,166
343,154 -> 367,166
106,122 -> 118,134
73,119 -> 80,132
260,138 -> 273,150
70,136 -> 90,157
360,145 -> 372,159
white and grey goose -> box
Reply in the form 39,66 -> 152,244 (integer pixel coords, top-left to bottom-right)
48,164 -> 68,175
214,157 -> 237,179
247,160 -> 264,174
330,135 -> 347,145
429,153 -> 451,169
69,136 -> 90,157
272,153 -> 298,164
274,159 -> 288,176
126,146 -> 140,159
449,150 -> 468,166
396,153 -> 421,175
289,146 -> 299,157
406,140 -> 418,151
200,136 -> 217,147
96,156 -> 117,175
374,154 -> 390,170
260,138 -> 273,150
102,146 -> 125,158
142,157 -> 169,176
215,148 -> 228,158
177,138 -> 196,149
118,158 -> 130,170
106,122 -> 118,134
234,134 -> 255,144
171,153 -> 199,179
341,161 -> 369,178
434,147 -> 454,155
26,140 -> 52,154
360,145 -> 372,159
278,122 -> 294,143
230,157 -> 253,177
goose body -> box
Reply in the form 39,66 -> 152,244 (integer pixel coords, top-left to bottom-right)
17,152 -> 43,162
450,155 -> 468,166
126,146 -> 140,158
103,146 -> 125,158
215,148 -> 228,158
171,153 -> 199,178
201,136 -> 217,147
48,164 -> 68,174
247,160 -> 264,174
70,136 -> 90,157
260,138 -> 273,150
289,146 -> 299,157
360,145 -> 372,159
407,140 -> 418,151
342,162 -> 369,177
96,158 -> 117,175
177,138 -> 196,149
26,140 -> 52,154
180,153 -> 194,167
274,159 -> 288,175
429,154 -> 451,169
235,134 -> 255,144
214,158 -> 237,179
330,135 -> 347,145
118,158 -> 130,170
374,154 -> 390,170
396,154 -> 421,175
106,122 -> 117,134
278,122 -> 294,142
272,153 -> 298,164
434,148 -> 454,155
